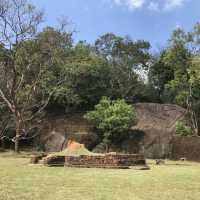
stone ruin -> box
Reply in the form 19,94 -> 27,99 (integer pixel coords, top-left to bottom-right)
42,153 -> 147,169
64,154 -> 146,169
31,141 -> 148,169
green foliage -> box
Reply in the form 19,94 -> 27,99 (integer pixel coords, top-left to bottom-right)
45,41 -> 112,111
1,0 -> 200,151
175,121 -> 193,136
149,51 -> 174,101
84,97 -> 137,148
149,23 -> 200,134
95,33 -> 151,102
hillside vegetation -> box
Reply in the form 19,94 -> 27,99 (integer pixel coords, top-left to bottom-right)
0,0 -> 200,152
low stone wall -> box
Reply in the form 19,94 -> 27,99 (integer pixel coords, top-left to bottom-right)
42,154 -> 146,168
65,154 -> 146,169
171,136 -> 200,161
43,156 -> 65,166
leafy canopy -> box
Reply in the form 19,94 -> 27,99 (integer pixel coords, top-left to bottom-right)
84,97 -> 137,146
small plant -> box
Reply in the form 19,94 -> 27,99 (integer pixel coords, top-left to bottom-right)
84,97 -> 137,152
175,121 -> 193,136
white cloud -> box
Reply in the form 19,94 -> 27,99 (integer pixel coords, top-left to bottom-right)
113,0 -> 145,10
164,0 -> 186,10
148,2 -> 159,11
127,0 -> 145,9
112,0 -> 188,11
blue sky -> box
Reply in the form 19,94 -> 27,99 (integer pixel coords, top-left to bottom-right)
31,0 -> 200,50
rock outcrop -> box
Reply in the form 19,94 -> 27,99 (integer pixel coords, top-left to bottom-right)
39,103 -> 186,158
130,103 -> 186,158
39,114 -> 98,152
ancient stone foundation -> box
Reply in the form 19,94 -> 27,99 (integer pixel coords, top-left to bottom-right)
43,154 -> 146,169
44,156 -> 65,166
65,154 -> 146,169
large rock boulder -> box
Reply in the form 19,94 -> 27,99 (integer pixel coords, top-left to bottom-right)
39,114 -> 98,152
129,103 -> 186,158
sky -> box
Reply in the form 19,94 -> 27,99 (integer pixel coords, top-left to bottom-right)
31,0 -> 200,50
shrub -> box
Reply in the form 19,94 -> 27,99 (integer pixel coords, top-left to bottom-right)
175,121 -> 193,136
84,97 -> 137,151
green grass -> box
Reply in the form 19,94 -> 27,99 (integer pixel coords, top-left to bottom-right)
0,152 -> 200,200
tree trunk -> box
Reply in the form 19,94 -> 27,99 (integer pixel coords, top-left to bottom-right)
15,125 -> 20,153
15,113 -> 21,153
105,144 -> 109,153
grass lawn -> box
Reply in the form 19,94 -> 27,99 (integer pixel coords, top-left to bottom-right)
0,152 -> 200,200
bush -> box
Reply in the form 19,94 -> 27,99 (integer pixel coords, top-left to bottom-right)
84,97 -> 137,151
175,121 -> 193,136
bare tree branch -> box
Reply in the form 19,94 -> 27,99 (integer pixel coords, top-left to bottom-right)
0,88 -> 15,112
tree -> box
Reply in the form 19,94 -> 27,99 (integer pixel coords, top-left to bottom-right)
59,41 -> 111,110
0,100 -> 13,148
33,26 -> 74,111
0,0 -> 47,152
188,55 -> 200,135
148,50 -> 174,101
163,27 -> 200,135
84,97 -> 137,152
149,25 -> 200,135
95,33 -> 151,102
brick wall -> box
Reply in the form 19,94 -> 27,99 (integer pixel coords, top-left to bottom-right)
44,154 -> 146,168
65,154 -> 146,168
44,156 -> 65,166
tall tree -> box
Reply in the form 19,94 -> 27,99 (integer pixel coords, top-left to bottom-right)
95,33 -> 151,102
59,41 -> 111,110
150,25 -> 200,135
149,51 -> 174,101
0,0 -> 46,152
